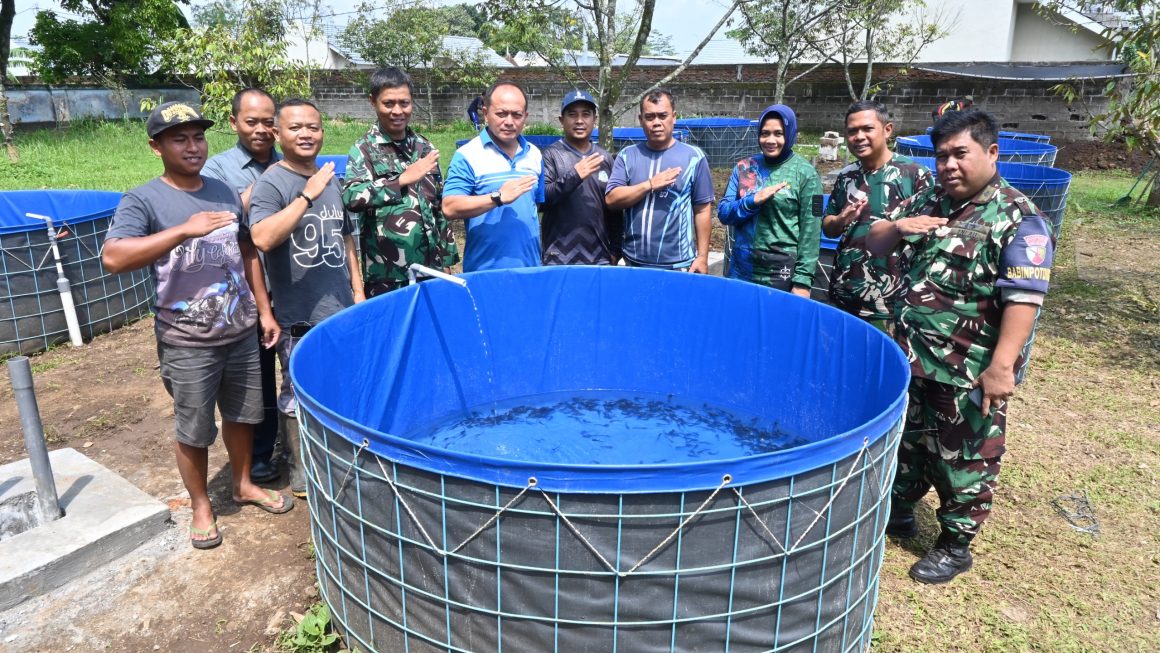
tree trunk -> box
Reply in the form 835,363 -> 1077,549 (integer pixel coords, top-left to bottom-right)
1,0 -> 17,162
424,78 -> 434,127
1147,169 -> 1160,207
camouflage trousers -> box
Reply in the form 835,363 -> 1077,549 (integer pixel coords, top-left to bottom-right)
892,377 -> 1007,545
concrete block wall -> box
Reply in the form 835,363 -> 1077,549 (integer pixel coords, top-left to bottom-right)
313,63 -> 1112,141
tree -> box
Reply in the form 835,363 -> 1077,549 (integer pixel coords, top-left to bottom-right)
340,1 -> 499,126
728,0 -> 851,104
822,0 -> 951,101
481,0 -> 743,150
1043,0 -> 1160,206
479,3 -> 587,56
28,0 -> 190,83
159,0 -> 313,123
1,0 -> 16,162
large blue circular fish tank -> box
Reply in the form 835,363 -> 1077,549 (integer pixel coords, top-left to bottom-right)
291,266 -> 909,652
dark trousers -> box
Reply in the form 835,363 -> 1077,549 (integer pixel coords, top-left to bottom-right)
251,328 -> 279,465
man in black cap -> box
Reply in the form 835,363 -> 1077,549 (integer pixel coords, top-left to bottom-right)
103,101 -> 293,551
540,89 -> 621,265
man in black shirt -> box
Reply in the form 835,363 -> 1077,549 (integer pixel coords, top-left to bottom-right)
540,90 -> 622,265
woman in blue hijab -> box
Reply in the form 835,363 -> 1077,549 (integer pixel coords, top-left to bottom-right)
718,104 -> 823,295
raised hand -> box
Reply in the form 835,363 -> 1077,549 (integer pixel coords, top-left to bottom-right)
399,150 -> 441,187
649,166 -> 682,192
573,153 -> 604,180
303,161 -> 336,200
185,211 -> 236,238
835,197 -> 868,228
752,181 -> 789,206
894,215 -> 948,236
499,175 -> 539,204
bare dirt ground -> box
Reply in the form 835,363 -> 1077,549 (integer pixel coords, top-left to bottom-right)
0,319 -> 318,652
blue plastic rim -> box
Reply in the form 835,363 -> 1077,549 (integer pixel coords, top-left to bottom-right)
0,190 -> 122,235
291,267 -> 909,493
317,154 -> 349,178
897,134 -> 1057,166
999,130 -> 1051,143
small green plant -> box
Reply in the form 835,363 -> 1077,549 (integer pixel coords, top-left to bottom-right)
278,602 -> 341,653
523,123 -> 563,136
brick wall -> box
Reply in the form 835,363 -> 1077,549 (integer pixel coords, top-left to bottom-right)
313,63 -> 1113,140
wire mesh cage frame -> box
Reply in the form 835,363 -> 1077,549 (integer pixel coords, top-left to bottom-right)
1,191 -> 155,357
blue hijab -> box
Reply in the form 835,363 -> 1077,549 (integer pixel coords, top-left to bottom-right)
756,104 -> 798,165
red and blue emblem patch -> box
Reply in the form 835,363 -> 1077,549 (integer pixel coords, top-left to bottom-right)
1024,234 -> 1049,266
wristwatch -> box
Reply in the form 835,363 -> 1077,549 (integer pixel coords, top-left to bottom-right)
296,190 -> 315,208
489,191 -> 503,207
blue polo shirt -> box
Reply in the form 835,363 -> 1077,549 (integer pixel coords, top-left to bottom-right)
444,130 -> 544,272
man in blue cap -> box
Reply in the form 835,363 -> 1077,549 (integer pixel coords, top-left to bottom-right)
540,89 -> 621,265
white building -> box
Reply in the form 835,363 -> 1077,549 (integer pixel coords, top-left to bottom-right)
692,0 -> 1119,67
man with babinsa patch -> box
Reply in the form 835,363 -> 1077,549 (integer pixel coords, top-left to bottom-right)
866,109 -> 1055,585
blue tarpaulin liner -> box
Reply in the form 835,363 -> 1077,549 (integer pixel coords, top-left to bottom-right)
292,266 -> 909,652
999,130 -> 1051,143
897,134 -> 1057,166
1,190 -> 153,356
291,267 -> 908,493
0,190 -> 121,235
316,154 -> 348,178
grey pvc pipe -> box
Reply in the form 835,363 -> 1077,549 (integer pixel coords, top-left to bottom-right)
7,356 -> 62,523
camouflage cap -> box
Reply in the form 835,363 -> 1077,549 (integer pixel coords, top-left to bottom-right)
146,101 -> 215,138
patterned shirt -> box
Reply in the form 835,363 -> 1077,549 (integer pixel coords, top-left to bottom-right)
606,141 -> 715,268
881,174 -> 1055,388
827,154 -> 933,319
718,152 -> 823,288
540,139 -> 621,265
342,124 -> 459,295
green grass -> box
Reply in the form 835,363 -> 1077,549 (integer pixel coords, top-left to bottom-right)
0,118 -> 477,192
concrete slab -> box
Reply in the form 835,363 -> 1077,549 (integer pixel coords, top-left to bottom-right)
0,448 -> 170,611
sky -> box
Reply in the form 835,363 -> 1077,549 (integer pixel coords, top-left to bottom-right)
9,0 -> 743,54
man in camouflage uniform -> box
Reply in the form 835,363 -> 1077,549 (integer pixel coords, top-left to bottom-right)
867,110 -> 1055,584
823,100 -> 933,329
343,67 -> 459,296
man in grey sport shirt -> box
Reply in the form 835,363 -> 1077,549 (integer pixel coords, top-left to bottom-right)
103,101 -> 293,550
202,87 -> 283,484
249,98 -> 364,498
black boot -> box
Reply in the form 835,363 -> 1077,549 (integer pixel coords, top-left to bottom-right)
909,535 -> 973,584
885,507 -> 918,538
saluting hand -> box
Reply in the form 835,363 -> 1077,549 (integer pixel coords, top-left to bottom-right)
752,182 -> 789,206
303,161 -> 336,201
399,150 -> 441,187
835,197 -> 868,228
498,175 -> 538,204
648,167 -> 681,192
573,153 -> 604,180
185,211 -> 236,238
893,215 -> 948,236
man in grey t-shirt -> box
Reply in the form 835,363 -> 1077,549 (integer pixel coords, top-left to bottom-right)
249,98 -> 363,497
104,101 -> 293,550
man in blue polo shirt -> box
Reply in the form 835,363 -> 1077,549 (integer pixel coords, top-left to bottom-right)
442,81 -> 544,272
605,90 -> 715,272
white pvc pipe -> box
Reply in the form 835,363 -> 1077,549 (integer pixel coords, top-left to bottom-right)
408,263 -> 467,287
26,212 -> 84,347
